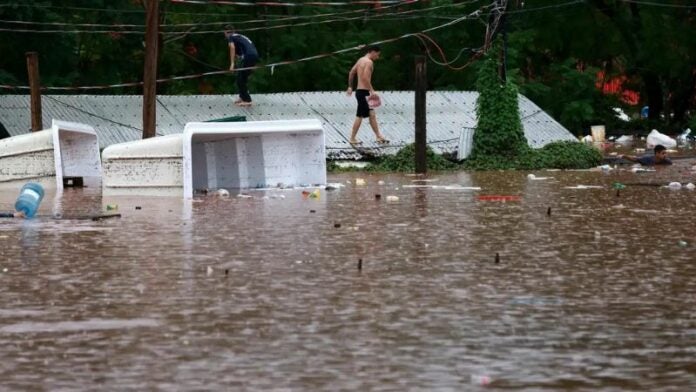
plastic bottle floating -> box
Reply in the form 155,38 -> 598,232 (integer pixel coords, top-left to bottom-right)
15,183 -> 45,218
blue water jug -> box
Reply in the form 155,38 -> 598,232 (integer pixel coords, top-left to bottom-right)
14,183 -> 45,218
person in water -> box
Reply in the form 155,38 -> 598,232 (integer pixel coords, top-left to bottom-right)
620,144 -> 673,166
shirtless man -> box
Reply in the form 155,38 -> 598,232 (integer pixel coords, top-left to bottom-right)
346,45 -> 388,145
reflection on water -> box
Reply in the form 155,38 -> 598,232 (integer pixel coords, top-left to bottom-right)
1,165 -> 696,390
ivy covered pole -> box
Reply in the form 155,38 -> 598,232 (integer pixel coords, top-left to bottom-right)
470,48 -> 526,160
414,55 -> 427,174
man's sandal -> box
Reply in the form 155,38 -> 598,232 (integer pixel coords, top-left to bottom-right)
349,140 -> 363,146
376,138 -> 390,144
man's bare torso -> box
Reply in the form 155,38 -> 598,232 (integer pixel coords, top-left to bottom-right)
355,56 -> 374,90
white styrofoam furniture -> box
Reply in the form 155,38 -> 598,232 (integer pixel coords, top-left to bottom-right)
183,119 -> 326,198
0,120 -> 101,189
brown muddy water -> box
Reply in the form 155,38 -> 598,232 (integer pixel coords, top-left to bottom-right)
1,162 -> 696,390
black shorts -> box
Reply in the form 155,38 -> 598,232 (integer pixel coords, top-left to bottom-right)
355,89 -> 372,118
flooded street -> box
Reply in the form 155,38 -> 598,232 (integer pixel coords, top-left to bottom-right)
1,164 -> 696,390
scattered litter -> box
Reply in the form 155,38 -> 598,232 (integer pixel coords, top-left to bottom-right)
378,180 -> 385,185
598,164 -> 613,171
91,214 -> 122,221
631,167 -> 655,173
615,135 -> 634,145
477,195 -> 520,202
565,185 -> 603,189
106,204 -> 118,211
236,194 -> 253,198
355,178 -> 366,186
668,182 -> 682,190
402,184 -> 481,190
686,183 -> 695,190
612,182 -> 626,190
334,223 -> 341,228
470,375 -> 492,386
386,195 -> 399,202
206,266 -> 213,276
135,206 -> 142,210
594,231 -> 601,239
215,189 -> 230,197
310,189 -> 320,199
295,260 -> 303,264
2,268 -> 7,273
309,209 -> 316,213
270,194 -> 286,199
677,128 -> 692,145
527,174 -> 553,180
375,194 -> 382,200
611,204 -> 626,209
646,129 -> 677,149
581,135 -> 593,143
678,240 -> 688,247
325,182 -> 345,190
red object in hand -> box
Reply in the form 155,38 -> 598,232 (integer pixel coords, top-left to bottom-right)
477,195 -> 521,202
367,94 -> 381,109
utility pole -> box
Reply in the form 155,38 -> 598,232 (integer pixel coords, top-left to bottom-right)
142,0 -> 159,139
484,0 -> 509,80
500,0 -> 509,81
414,56 -> 427,174
25,52 -> 43,131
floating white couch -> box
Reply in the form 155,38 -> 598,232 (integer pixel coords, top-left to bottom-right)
0,120 -> 102,189
102,119 -> 326,198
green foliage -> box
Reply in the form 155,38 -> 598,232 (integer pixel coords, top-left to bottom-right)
366,143 -> 457,172
464,141 -> 602,170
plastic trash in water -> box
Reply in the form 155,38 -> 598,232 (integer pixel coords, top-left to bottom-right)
309,189 -> 320,199
565,185 -> 603,189
15,183 -> 44,218
612,182 -> 626,190
686,183 -> 695,190
615,135 -> 634,145
646,129 -> 677,149
470,374 -> 491,386
677,128 -> 692,145
215,189 -> 230,197
668,182 -> 682,190
355,178 -> 366,186
386,195 -> 399,202
527,174 -> 552,180
106,204 -> 118,211
378,180 -> 385,185
678,240 -> 688,247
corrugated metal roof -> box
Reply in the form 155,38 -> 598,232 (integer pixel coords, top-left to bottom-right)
0,92 -> 577,159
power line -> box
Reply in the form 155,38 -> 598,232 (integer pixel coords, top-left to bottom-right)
169,0 -> 413,7
617,0 -> 696,9
0,0 -> 424,29
0,0 -> 481,35
0,3 -> 491,91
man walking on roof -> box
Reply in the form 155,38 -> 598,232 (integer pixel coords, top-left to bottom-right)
346,45 -> 388,146
225,29 -> 259,107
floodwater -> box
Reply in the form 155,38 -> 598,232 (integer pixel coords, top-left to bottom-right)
1,162 -> 696,390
